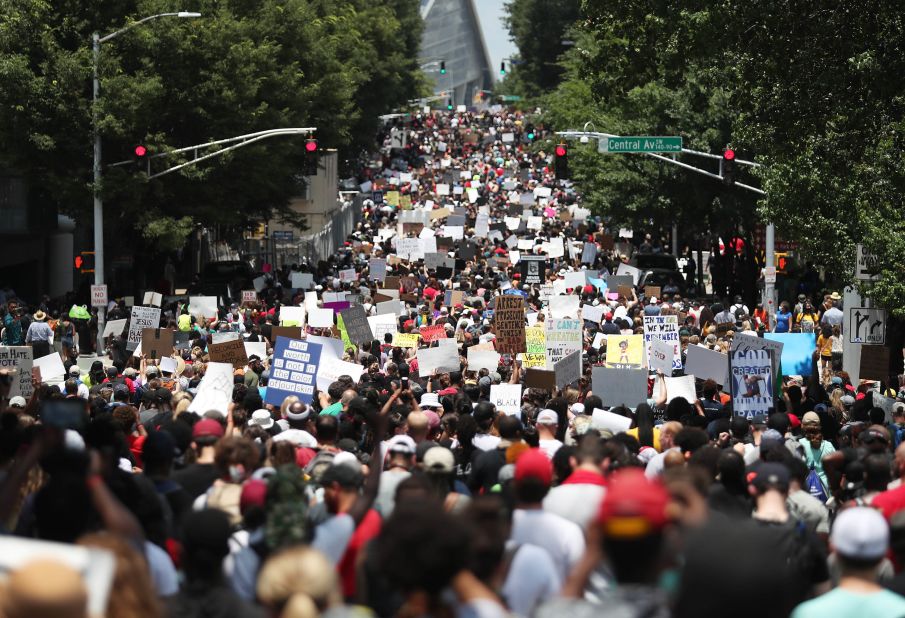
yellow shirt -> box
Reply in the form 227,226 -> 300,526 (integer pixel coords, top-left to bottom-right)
626,427 -> 662,452
817,334 -> 832,358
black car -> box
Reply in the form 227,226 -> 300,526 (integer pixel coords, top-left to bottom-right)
637,268 -> 687,297
629,252 -> 680,271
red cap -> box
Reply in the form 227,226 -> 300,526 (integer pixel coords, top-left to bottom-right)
192,418 -> 225,440
514,448 -> 553,486
583,285 -> 594,295
240,479 -> 267,514
787,413 -> 801,430
598,468 -> 670,537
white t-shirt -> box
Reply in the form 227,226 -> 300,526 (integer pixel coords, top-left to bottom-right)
473,433 -> 501,451
538,438 -> 563,460
510,509 -> 585,582
543,483 -> 606,530
502,542 -> 561,617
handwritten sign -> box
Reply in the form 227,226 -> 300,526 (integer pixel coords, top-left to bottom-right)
420,325 -> 447,342
0,347 -> 33,398
490,384 -> 522,415
209,338 -> 250,368
127,306 -> 161,351
493,296 -> 526,354
91,285 -> 108,308
643,315 -> 681,370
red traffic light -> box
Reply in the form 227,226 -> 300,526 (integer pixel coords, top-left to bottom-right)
134,145 -> 147,157
305,139 -> 318,152
723,148 -> 735,161
74,256 -> 83,269
555,145 -> 567,157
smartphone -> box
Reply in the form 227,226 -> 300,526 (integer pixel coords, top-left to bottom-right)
40,399 -> 88,431
401,377 -> 409,389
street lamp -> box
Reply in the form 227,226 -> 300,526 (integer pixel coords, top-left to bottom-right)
91,11 -> 200,353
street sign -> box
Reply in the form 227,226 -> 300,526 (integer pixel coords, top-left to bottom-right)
272,231 -> 294,242
598,136 -> 682,154
764,266 -> 776,284
855,244 -> 880,281
90,284 -> 108,308
848,306 -> 886,345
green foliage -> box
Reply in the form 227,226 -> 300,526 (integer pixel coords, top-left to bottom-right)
0,0 -> 423,253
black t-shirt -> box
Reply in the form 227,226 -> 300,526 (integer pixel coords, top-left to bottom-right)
753,517 -> 829,594
172,463 -> 221,500
468,447 -> 507,493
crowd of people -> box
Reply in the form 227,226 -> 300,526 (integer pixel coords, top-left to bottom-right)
0,107 -> 904,618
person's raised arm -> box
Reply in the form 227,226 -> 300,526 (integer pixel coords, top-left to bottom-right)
654,369 -> 667,408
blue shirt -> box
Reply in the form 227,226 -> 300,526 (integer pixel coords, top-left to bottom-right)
775,311 -> 791,333
792,587 -> 905,618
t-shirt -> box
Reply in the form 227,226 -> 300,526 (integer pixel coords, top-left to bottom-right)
799,439 -> 835,487
791,587 -> 905,618
538,438 -> 563,459
172,463 -> 221,500
543,470 -> 607,529
775,312 -> 792,333
320,401 -> 343,417
873,485 -> 905,520
501,543 -> 561,617
510,509 -> 585,582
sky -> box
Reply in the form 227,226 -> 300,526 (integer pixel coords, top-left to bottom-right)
472,0 -> 517,83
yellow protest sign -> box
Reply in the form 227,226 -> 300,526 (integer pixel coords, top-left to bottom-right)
392,332 -> 420,348
521,353 -> 547,368
605,334 -> 645,369
386,191 -> 400,206
399,194 -> 412,210
525,327 -> 546,354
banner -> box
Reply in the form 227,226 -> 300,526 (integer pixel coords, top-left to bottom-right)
494,296 -> 526,354
544,319 -> 582,370
127,306 -> 161,351
730,349 -> 774,419
643,315 -> 681,370
490,384 -> 522,415
265,337 -> 323,405
605,334 -> 645,369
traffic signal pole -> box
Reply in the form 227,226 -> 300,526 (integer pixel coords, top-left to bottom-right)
556,129 -> 775,322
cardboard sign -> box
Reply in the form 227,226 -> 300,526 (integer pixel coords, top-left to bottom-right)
468,348 -> 501,371
241,290 -> 257,304
208,338 -> 249,368
420,325 -> 447,343
494,295 -> 526,354
685,345 -> 729,385
617,285 -> 634,300
648,338 -> 675,374
490,384 -> 522,415
339,306 -> 374,345
525,368 -> 557,390
265,337 -> 322,405
127,306 -> 161,351
860,346 -> 890,381
416,345 -> 460,375
444,290 -> 464,306
730,349 -> 774,419
270,326 -> 303,341
554,349 -> 582,389
591,408 -> 632,433
591,366 -> 649,407
643,286 -> 661,299
102,319 -> 127,338
91,285 -> 108,308
244,341 -> 267,361
141,328 -> 175,360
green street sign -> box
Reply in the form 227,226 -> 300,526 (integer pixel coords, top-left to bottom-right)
598,136 -> 682,154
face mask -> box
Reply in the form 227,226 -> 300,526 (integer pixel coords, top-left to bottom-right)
228,464 -> 245,483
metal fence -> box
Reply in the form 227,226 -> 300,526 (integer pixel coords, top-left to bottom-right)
294,195 -> 363,265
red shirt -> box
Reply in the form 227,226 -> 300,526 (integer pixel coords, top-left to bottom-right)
338,509 -> 382,597
873,485 -> 905,520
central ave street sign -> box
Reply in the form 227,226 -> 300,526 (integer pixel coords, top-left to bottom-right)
848,306 -> 886,345
598,136 -> 683,154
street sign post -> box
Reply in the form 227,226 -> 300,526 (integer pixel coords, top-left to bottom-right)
848,306 -> 886,345
855,244 -> 880,281
598,136 -> 682,154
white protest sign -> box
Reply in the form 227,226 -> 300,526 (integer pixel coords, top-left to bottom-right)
0,347 -> 32,398
549,295 -> 580,319
142,291 -> 162,307
188,362 -> 234,417
102,319 -> 127,338
306,335 -> 345,360
490,384 -> 522,415
127,306 -> 161,351
591,408 -> 632,433
91,285 -> 108,308
160,357 -> 178,374
467,348 -> 501,371
188,296 -> 218,320
279,306 -> 306,326
581,304 -> 605,324
241,290 -> 257,304
643,315 -> 681,370
664,375 -> 696,403
33,353 -> 66,381
244,342 -> 267,361
615,263 -> 641,285
316,356 -> 365,392
563,270 -> 585,289
308,307 -> 335,328
416,345 -> 460,374
367,313 -> 398,341
252,276 -> 267,292
648,338 -> 675,374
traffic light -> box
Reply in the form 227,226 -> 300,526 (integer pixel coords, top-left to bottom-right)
302,139 -> 318,176
447,98 -> 453,111
525,124 -> 536,141
74,251 -> 94,274
722,148 -> 735,186
439,61 -> 446,75
134,144 -> 148,173
500,61 -> 506,76
554,143 -> 569,180
74,255 -> 83,270
775,252 -> 789,273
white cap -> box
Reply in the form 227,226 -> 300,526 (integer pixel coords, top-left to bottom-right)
386,434 -> 416,455
831,506 -> 888,561
536,409 -> 559,425
249,409 -> 274,429
570,402 -> 585,415
9,396 -> 26,408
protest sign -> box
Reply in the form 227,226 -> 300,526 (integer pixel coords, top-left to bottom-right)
208,338 -> 249,368
581,242 -> 598,264
648,338 -> 675,374
270,326 -> 303,341
763,333 -> 816,376
494,295 -> 526,354
563,270 -> 586,290
606,274 -> 633,290
188,362 -> 235,416
322,301 -> 351,314
467,348 -> 501,371
520,256 -> 547,284
279,306 -> 306,326
308,307 -> 335,328
265,337 -> 323,405
605,334 -> 645,369
369,259 -> 387,282
140,328 -> 175,360
377,300 -> 404,316
339,268 -> 358,283
522,326 -> 547,368
554,350 -> 582,389
420,325 -> 447,343
731,332 -> 783,377
591,367 -> 649,407
615,263 -> 641,285
643,286 -> 661,299
91,285 -> 108,308
525,368 -> 557,390
241,290 -> 257,304
392,333 -> 420,348
160,357 -> 178,374
102,319 -> 127,338
663,375 -> 696,403
339,306 -> 374,345
244,341 -> 267,361
581,304 -> 605,324
730,349 -> 774,419
367,313 -> 398,341
444,290 -> 464,306
0,347 -> 32,398
544,319 -> 582,370
416,345 -> 460,374
316,356 -> 365,392
643,315 -> 681,370
549,295 -> 580,319
143,291 -> 162,307
188,296 -> 218,320
490,384 -> 522,415
127,306 -> 160,351
590,408 -> 633,434
34,352 -> 66,380
685,345 -> 729,385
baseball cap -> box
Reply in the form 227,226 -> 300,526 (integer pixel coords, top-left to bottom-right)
598,468 -> 671,538
751,462 -> 790,491
386,434 -> 416,455
422,446 -> 455,474
801,411 -> 821,426
193,418 -> 225,440
68,366 -> 80,376
240,479 -> 268,514
9,396 -> 27,408
831,506 -> 888,561
536,409 -> 558,426
514,448 -> 553,486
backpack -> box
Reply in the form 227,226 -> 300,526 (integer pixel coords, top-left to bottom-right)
805,465 -> 828,503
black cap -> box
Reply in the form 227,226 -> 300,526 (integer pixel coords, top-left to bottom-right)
751,462 -> 790,491
182,509 -> 232,558
320,463 -> 363,489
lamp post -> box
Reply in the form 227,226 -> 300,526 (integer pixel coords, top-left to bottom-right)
92,11 -> 200,353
